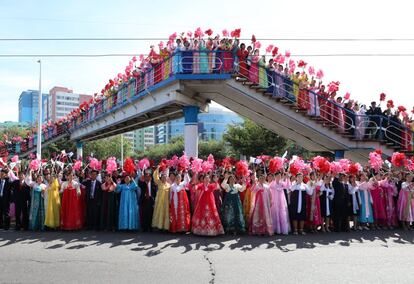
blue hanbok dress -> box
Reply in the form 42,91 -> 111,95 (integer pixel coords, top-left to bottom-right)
358,188 -> 374,223
116,181 -> 140,230
28,184 -> 45,231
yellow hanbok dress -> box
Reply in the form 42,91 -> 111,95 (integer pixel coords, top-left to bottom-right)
44,178 -> 61,228
151,168 -> 171,230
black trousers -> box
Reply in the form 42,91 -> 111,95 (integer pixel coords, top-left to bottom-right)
333,212 -> 349,232
14,201 -> 29,230
0,198 -> 10,230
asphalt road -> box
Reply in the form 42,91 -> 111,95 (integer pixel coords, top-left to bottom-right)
0,229 -> 414,284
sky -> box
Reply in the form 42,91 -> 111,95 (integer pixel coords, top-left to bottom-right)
1,0 -> 414,122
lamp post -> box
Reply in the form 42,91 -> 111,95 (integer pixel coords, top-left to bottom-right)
36,60 -> 42,160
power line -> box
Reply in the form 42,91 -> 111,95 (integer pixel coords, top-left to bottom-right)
2,37 -> 414,42
2,53 -> 414,58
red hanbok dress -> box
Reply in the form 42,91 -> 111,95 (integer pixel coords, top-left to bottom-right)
318,90 -> 330,121
169,178 -> 191,233
60,181 -> 83,230
380,180 -> 398,227
306,182 -> 322,226
248,55 -> 260,84
249,183 -> 273,236
237,48 -> 249,78
369,181 -> 387,225
191,183 -> 224,236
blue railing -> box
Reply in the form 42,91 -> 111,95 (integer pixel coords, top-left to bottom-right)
4,50 -> 413,156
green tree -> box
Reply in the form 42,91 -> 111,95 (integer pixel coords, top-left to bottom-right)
83,135 -> 133,160
136,136 -> 232,162
224,119 -> 288,157
224,119 -> 311,158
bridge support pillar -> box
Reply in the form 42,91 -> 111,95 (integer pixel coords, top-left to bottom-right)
183,106 -> 199,158
76,141 -> 83,160
334,150 -> 345,161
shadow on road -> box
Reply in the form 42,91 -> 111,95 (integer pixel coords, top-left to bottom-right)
0,229 -> 413,255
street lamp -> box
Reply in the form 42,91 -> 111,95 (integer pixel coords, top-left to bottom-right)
36,59 -> 42,160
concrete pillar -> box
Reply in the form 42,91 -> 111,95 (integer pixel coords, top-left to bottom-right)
76,141 -> 83,160
183,106 -> 199,158
334,150 -> 345,161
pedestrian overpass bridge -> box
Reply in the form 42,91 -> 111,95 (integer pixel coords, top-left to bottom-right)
6,51 -> 412,163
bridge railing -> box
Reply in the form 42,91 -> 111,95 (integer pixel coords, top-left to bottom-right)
6,50 -> 413,156
235,64 -> 413,151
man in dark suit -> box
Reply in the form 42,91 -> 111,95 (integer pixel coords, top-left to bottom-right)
82,170 -> 102,230
11,171 -> 31,230
138,169 -> 157,232
332,173 -> 351,232
0,169 -> 12,230
366,101 -> 383,139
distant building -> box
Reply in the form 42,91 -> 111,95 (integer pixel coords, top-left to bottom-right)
155,107 -> 243,144
18,90 -> 49,125
133,127 -> 155,151
48,86 -> 92,121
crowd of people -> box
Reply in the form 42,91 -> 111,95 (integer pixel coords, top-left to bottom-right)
1,28 -> 413,157
1,151 -> 414,237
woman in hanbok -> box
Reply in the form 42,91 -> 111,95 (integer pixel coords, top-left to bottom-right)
354,104 -> 367,140
298,74 -> 310,110
269,172 -> 291,235
291,72 -> 300,104
397,174 -> 414,230
116,174 -> 140,231
44,174 -> 61,229
307,79 -> 320,116
380,175 -> 398,228
221,173 -> 246,234
159,47 -> 170,80
266,59 -> 275,94
236,43 -> 249,78
348,175 -> 361,230
100,174 -> 118,231
306,172 -> 322,232
222,39 -> 234,73
169,171 -> 191,233
243,173 -> 254,226
249,174 -> 273,236
211,174 -> 223,219
181,40 -> 193,74
198,39 -> 209,73
188,174 -> 200,215
26,173 -> 47,231
248,49 -> 260,84
358,173 -> 374,228
318,85 -> 330,122
289,173 -> 312,235
333,97 -> 345,133
258,56 -> 268,88
152,167 -> 170,231
273,64 -> 286,98
60,171 -> 83,230
191,175 -> 224,236
369,173 -> 387,228
192,39 -> 200,74
172,38 -> 184,74
320,175 -> 334,232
